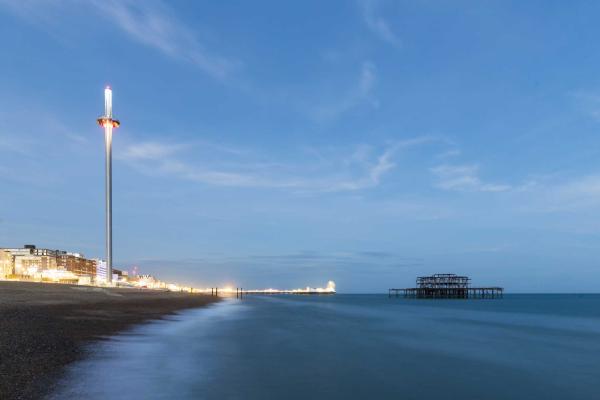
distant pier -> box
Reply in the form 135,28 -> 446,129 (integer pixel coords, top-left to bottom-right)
389,274 -> 503,299
241,289 -> 335,295
202,281 -> 337,298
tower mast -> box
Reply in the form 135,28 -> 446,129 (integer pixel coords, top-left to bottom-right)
97,87 -> 120,284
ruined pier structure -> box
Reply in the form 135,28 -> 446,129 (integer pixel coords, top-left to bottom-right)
389,273 -> 503,299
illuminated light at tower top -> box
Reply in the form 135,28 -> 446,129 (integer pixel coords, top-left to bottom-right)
97,86 -> 120,129
104,86 -> 112,118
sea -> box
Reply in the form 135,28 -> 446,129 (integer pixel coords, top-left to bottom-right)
51,294 -> 600,400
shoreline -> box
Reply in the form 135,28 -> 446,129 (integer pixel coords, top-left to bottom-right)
0,281 -> 220,400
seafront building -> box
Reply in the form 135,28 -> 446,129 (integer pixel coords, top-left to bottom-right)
0,244 -> 97,283
0,250 -> 13,279
0,244 -> 184,290
95,259 -> 107,283
14,253 -> 57,275
1,244 -> 267,294
0,244 -> 331,295
56,252 -> 96,276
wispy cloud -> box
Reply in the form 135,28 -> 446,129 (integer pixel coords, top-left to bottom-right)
325,136 -> 433,191
311,61 -> 378,121
119,141 -> 185,160
359,0 -> 401,47
90,0 -> 238,79
435,148 -> 461,159
0,0 -> 237,80
555,175 -> 600,201
527,175 -> 600,212
117,136 -> 431,192
430,164 -> 511,192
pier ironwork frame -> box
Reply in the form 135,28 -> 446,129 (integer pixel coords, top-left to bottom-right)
389,273 -> 503,299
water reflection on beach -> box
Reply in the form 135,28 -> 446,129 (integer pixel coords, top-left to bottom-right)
53,295 -> 600,400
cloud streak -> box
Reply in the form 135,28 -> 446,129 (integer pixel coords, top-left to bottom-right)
359,0 -> 401,47
0,0 -> 237,80
90,0 -> 238,79
523,175 -> 600,212
117,137 -> 431,192
430,164 -> 511,192
311,61 -> 378,121
119,141 -> 185,160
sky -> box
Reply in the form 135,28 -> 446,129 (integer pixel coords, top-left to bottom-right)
1,0 -> 600,292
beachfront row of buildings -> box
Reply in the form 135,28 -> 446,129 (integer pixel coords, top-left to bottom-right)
0,244 -> 334,294
0,244 -> 128,286
0,244 -> 196,291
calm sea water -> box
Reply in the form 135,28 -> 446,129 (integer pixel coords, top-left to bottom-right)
52,294 -> 600,399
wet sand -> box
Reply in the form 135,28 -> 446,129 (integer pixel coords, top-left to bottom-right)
0,281 -> 220,400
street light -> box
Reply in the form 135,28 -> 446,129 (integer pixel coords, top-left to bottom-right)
97,87 -> 120,284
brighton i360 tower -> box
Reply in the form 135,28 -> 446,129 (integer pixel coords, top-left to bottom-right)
97,87 -> 120,284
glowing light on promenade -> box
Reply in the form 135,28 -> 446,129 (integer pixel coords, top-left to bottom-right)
231,281 -> 336,295
97,87 -> 120,284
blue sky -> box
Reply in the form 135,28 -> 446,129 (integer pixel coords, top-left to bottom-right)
1,0 -> 600,292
